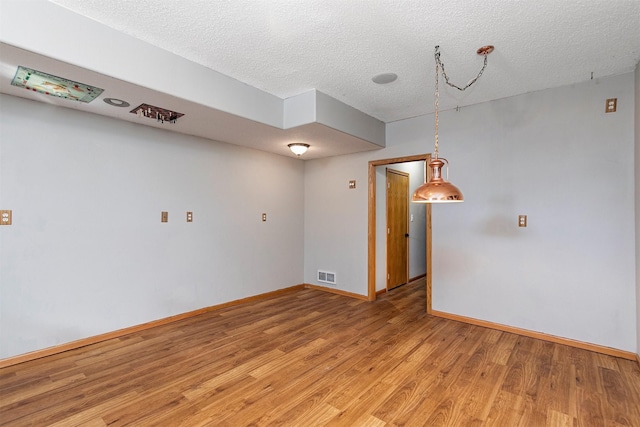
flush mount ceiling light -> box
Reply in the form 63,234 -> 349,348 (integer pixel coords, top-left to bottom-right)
10,66 -> 104,103
372,73 -> 398,84
288,143 -> 310,157
412,45 -> 494,203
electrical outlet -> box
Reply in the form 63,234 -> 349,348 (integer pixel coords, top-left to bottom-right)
605,98 -> 617,113
186,211 -> 193,222
0,210 -> 12,225
161,211 -> 168,223
349,180 -> 356,189
262,213 -> 267,222
518,215 -> 527,227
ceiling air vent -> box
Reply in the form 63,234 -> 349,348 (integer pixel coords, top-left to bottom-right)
317,270 -> 337,285
130,103 -> 184,124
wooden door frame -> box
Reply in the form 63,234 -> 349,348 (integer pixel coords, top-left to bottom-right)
385,168 -> 410,291
368,154 -> 432,313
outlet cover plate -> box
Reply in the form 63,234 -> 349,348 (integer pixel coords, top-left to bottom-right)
518,215 -> 527,227
0,210 -> 12,225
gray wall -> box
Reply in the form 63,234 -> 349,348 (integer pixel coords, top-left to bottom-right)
305,73 -> 637,352
0,95 -> 305,359
1,71 -> 637,359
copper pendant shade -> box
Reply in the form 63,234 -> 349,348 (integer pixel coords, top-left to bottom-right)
412,45 -> 493,204
412,158 -> 464,203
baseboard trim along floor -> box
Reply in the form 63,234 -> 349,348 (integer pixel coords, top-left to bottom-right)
2,283 -> 635,368
0,284 -> 305,369
431,310 -> 636,361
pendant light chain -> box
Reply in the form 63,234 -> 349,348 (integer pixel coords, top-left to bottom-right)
434,48 -> 440,160
432,44 -> 492,160
435,45 -> 489,92
413,45 -> 492,203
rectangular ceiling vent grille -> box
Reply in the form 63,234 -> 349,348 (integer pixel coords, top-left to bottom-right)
317,270 -> 337,285
130,103 -> 184,123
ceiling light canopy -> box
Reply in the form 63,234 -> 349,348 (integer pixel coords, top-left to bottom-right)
288,143 -> 310,157
412,45 -> 493,203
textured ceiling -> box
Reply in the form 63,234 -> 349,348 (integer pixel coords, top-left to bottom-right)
50,0 -> 640,123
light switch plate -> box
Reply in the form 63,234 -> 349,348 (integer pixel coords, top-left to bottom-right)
349,180 -> 356,189
161,211 -> 168,223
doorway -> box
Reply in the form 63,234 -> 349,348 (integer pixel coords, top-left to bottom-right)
368,154 -> 433,313
386,168 -> 409,291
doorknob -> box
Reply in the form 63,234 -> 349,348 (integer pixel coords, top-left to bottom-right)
405,233 -> 409,237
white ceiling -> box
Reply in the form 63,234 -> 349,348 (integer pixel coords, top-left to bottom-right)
1,0 -> 639,159
49,0 -> 640,122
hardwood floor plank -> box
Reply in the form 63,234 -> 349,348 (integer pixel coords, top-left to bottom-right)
371,341 -> 438,421
288,403 -> 341,426
1,279 -> 638,426
489,332 -> 520,365
0,373 -> 86,408
599,366 -> 640,424
458,361 -> 508,422
547,409 -> 574,427
483,390 -> 524,427
576,387 -> 606,427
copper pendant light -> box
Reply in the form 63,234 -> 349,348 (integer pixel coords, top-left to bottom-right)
412,45 -> 493,204
412,157 -> 464,202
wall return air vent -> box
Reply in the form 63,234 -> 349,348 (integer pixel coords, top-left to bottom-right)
317,270 -> 337,285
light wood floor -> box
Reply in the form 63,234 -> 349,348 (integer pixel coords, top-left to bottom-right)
1,280 -> 639,426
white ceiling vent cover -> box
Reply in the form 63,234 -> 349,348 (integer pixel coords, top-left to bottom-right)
317,270 -> 337,285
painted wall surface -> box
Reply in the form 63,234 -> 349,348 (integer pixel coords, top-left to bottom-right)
1,73 -> 637,359
429,74 -> 636,353
304,152 -> 370,292
0,94 -> 305,359
305,73 -> 637,352
375,162 -> 427,291
635,62 -> 640,358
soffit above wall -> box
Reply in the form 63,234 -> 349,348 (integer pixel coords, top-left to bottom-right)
0,1 -> 385,160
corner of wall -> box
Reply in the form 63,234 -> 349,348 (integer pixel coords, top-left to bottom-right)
634,61 -> 640,359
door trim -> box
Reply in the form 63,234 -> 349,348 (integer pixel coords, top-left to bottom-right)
368,154 -> 432,313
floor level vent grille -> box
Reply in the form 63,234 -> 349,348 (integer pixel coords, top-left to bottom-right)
317,270 -> 337,285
